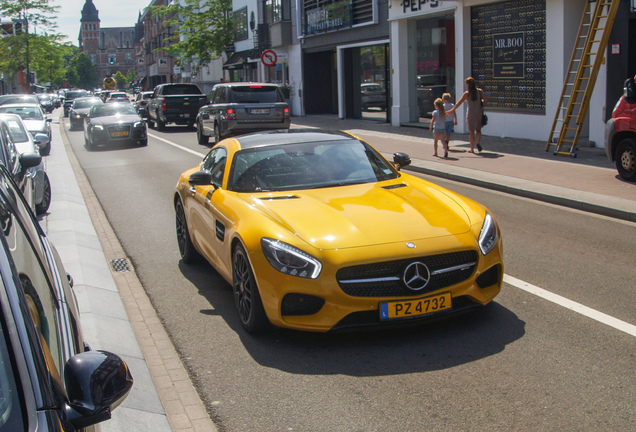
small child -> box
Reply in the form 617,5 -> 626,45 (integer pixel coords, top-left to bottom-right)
442,93 -> 457,150
430,98 -> 449,158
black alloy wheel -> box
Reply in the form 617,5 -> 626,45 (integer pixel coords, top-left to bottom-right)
616,138 -> 636,182
232,244 -> 269,333
175,198 -> 199,263
35,173 -> 51,215
197,122 -> 209,145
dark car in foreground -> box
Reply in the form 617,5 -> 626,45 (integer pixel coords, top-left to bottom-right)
0,163 -> 133,431
69,97 -> 103,131
84,102 -> 147,150
196,82 -> 290,145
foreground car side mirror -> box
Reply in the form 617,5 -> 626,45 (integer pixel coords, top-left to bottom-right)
18,152 -> 42,173
188,170 -> 213,186
393,152 -> 411,171
34,133 -> 50,148
64,350 -> 133,430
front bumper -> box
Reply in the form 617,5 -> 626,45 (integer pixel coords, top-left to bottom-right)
90,123 -> 147,145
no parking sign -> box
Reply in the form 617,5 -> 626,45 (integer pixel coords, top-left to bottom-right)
261,49 -> 277,67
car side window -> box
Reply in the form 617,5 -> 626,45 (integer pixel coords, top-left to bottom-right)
213,87 -> 225,104
202,147 -> 227,187
0,170 -> 64,379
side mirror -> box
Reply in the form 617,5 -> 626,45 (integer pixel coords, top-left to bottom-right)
393,152 -> 411,171
64,350 -> 133,430
46,118 -> 53,123
18,152 -> 42,171
188,170 -> 213,186
34,133 -> 50,148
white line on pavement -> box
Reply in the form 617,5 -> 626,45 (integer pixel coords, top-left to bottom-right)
148,133 -> 206,158
504,275 -> 636,338
150,133 -> 636,338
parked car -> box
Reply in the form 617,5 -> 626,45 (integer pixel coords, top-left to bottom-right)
84,102 -> 147,150
0,162 -> 133,432
0,103 -> 52,156
36,93 -> 54,113
63,89 -> 90,117
0,113 -> 51,214
361,83 -> 387,111
133,91 -> 153,118
69,97 -> 103,131
175,129 -> 503,333
146,83 -> 207,130
0,115 -> 41,211
105,91 -> 129,103
195,82 -> 290,145
605,75 -> 636,181
0,93 -> 40,109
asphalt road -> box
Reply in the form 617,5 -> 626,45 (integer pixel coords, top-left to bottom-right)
64,119 -> 636,431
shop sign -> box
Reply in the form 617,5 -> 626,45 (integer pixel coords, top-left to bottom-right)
388,0 -> 455,21
304,0 -> 352,36
493,32 -> 524,79
158,58 -> 169,72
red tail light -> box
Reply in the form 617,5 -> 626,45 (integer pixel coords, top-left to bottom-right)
284,107 -> 290,119
162,99 -> 167,112
226,108 -> 236,120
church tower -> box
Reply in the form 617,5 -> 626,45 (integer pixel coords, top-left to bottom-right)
79,0 -> 100,53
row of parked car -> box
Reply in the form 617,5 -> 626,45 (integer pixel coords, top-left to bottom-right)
0,92 -> 134,431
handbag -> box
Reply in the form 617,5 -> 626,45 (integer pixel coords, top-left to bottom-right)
480,90 -> 487,126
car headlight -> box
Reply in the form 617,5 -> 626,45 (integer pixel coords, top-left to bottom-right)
478,212 -> 498,256
73,113 -> 81,119
261,238 -> 322,279
93,125 -> 103,131
134,121 -> 145,128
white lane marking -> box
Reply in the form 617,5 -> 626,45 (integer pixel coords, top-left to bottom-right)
504,275 -> 636,338
150,133 -> 635,338
148,133 -> 206,158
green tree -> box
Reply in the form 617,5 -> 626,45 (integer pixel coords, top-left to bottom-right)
0,0 -> 60,87
29,35 -> 73,86
67,52 -> 97,89
126,67 -> 139,89
149,0 -> 233,74
113,71 -> 127,90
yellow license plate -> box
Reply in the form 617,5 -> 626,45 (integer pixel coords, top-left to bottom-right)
113,131 -> 129,137
380,292 -> 451,320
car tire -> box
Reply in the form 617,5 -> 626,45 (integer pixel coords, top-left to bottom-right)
157,115 -> 166,131
175,198 -> 200,264
139,138 -> 148,147
85,134 -> 94,151
213,123 -> 221,144
197,122 -> 209,145
35,173 -> 51,215
232,243 -> 270,333
147,118 -> 154,129
616,138 -> 636,182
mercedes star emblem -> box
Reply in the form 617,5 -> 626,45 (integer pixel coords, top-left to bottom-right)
403,262 -> 431,291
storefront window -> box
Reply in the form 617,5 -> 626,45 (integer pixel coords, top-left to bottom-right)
360,44 -> 389,121
415,14 -> 455,119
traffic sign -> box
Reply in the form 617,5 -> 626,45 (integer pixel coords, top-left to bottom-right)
261,49 -> 277,67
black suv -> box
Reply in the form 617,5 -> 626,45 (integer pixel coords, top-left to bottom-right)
0,163 -> 133,431
196,82 -> 290,145
63,90 -> 89,117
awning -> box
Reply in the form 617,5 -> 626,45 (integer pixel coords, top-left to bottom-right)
223,50 -> 257,70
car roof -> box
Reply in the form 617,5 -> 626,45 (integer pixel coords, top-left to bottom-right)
0,103 -> 43,109
216,82 -> 280,88
232,129 -> 356,150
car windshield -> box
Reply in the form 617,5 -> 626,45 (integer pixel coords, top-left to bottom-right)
1,118 -> 30,143
0,313 -> 25,431
66,91 -> 87,99
229,139 -> 399,192
0,95 -> 39,105
0,106 -> 43,121
73,98 -> 101,109
228,86 -> 283,103
92,104 -> 137,117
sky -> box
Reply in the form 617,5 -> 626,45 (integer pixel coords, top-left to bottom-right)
54,0 -> 144,46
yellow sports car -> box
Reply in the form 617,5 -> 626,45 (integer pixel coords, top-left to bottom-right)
175,130 -> 503,333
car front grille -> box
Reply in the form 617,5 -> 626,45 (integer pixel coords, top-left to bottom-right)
336,250 -> 478,297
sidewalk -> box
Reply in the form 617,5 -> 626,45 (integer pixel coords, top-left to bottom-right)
42,112 -> 635,432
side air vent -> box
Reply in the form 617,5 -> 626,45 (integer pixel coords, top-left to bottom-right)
382,184 -> 407,190
258,195 -> 300,201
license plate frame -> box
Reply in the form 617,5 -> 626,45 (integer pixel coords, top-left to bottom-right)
112,131 -> 129,137
379,292 -> 452,321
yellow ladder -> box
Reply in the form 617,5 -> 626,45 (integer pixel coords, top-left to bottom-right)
546,0 -> 620,157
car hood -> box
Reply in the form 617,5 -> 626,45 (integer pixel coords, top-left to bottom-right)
241,180 -> 474,250
22,120 -> 48,133
72,108 -> 91,115
90,114 -> 141,125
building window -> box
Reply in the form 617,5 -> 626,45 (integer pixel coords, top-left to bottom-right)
301,0 -> 373,36
266,0 -> 291,23
233,7 -> 248,41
